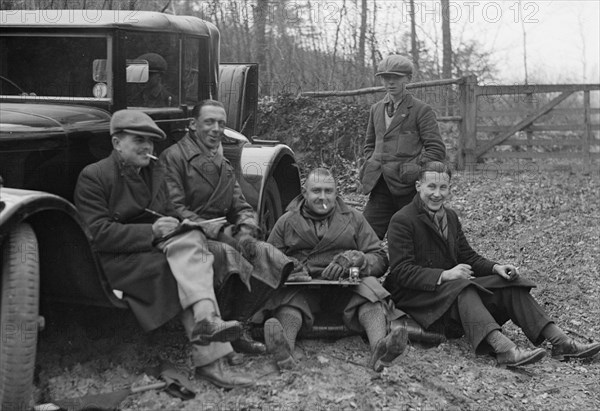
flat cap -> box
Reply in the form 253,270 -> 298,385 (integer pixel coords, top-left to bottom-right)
110,109 -> 166,141
376,55 -> 414,77
136,52 -> 168,73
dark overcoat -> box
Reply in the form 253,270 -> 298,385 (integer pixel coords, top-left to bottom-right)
360,93 -> 446,196
74,150 -> 181,331
384,195 -> 535,330
262,195 -> 394,330
268,195 -> 388,277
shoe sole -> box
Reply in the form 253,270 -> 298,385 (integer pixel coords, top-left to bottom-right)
499,348 -> 546,367
371,326 -> 408,372
553,344 -> 600,361
192,322 -> 243,345
264,318 -> 295,370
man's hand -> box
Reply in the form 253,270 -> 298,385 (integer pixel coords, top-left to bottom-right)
322,262 -> 344,280
344,250 -> 366,269
440,264 -> 474,283
151,216 -> 179,238
233,224 -> 260,238
493,264 -> 520,281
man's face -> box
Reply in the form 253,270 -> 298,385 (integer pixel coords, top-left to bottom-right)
303,175 -> 336,215
416,171 -> 451,212
190,105 -> 227,150
380,74 -> 410,99
112,134 -> 154,167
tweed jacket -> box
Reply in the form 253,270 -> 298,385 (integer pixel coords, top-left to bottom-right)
74,150 -> 181,331
384,195 -> 535,329
360,93 -> 446,196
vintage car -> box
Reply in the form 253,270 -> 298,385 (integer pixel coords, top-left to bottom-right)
0,10 -> 300,408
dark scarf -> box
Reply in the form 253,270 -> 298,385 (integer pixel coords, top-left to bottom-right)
301,198 -> 336,239
419,196 -> 448,240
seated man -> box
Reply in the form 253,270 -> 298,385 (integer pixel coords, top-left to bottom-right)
129,52 -> 175,107
160,99 -> 293,356
75,110 -> 253,389
385,161 -> 600,367
258,168 -> 408,372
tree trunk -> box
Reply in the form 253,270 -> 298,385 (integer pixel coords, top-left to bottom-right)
254,0 -> 268,94
441,0 -> 452,79
409,0 -> 419,77
357,0 -> 367,69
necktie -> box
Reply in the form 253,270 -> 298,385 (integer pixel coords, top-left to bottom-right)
386,101 -> 394,117
435,213 -> 448,239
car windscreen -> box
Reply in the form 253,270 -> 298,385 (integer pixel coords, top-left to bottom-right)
0,34 -> 109,100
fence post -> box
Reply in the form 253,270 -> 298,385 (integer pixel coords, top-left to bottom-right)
584,90 -> 591,170
457,75 -> 477,170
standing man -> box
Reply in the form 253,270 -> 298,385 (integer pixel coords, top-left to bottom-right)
360,55 -> 446,239
75,110 -> 254,389
258,168 -> 407,372
160,100 -> 293,356
385,161 -> 600,366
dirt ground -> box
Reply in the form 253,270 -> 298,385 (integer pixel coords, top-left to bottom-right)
33,164 -> 600,410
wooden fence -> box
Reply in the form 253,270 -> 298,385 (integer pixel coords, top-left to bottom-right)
302,76 -> 600,170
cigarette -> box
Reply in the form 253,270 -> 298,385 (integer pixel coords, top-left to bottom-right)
323,203 -> 327,209
144,208 -> 166,218
146,153 -> 158,160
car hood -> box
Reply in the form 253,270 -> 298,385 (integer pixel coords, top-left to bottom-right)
0,103 -> 111,139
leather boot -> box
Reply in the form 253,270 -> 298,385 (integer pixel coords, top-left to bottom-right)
369,325 -> 408,372
191,317 -> 243,345
264,318 -> 296,370
231,326 -> 266,354
496,347 -> 546,367
551,340 -> 600,361
195,357 -> 255,389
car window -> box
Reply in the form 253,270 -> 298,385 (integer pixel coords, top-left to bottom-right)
0,35 -> 108,99
125,31 -> 179,108
183,37 -> 200,105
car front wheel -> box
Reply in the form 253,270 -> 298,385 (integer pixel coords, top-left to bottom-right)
0,223 -> 39,410
260,177 -> 283,238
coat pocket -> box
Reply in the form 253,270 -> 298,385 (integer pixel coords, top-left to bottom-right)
395,130 -> 422,156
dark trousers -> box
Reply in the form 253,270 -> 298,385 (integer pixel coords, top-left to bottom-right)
445,286 -> 553,352
363,177 -> 415,240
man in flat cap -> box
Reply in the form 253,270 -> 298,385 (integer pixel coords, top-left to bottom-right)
360,54 -> 446,239
129,52 -> 175,107
75,109 -> 255,389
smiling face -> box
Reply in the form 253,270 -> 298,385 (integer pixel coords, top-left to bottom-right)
303,173 -> 337,215
380,73 -> 410,100
190,105 -> 227,150
416,171 -> 451,211
112,133 -> 154,167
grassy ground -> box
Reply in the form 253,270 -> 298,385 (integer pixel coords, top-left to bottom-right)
35,162 -> 600,410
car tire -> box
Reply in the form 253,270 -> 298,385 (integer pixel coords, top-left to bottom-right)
260,177 -> 283,237
0,223 -> 39,410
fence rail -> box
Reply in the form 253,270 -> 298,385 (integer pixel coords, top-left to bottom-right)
302,76 -> 600,169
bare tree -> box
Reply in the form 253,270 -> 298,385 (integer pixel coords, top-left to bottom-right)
441,0 -> 452,79
254,0 -> 269,94
357,0 -> 367,68
409,0 -> 419,76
